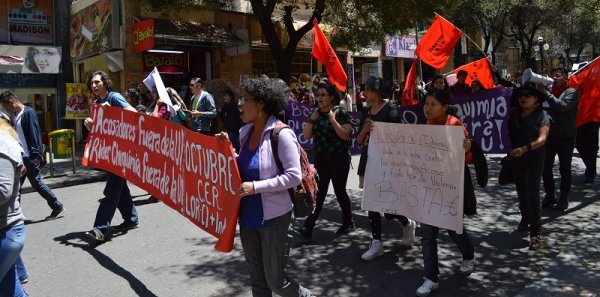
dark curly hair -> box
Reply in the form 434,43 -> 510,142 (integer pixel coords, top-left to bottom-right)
86,70 -> 113,93
125,88 -> 140,105
240,78 -> 289,117
317,82 -> 341,105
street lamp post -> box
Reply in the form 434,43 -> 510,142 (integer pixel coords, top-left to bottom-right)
535,36 -> 550,73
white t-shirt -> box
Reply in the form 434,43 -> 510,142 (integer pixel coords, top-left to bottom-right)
14,109 -> 30,157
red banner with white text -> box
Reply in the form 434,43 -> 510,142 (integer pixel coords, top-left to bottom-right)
82,105 -> 241,252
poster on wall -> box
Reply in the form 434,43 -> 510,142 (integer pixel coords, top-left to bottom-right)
70,0 -> 120,61
65,83 -> 90,119
7,0 -> 54,44
0,45 -> 62,74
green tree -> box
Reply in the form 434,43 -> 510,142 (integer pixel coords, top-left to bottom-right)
247,0 -> 461,83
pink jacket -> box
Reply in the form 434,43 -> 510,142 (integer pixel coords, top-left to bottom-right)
239,116 -> 301,220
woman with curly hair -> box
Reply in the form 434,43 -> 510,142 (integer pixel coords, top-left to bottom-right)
217,78 -> 313,297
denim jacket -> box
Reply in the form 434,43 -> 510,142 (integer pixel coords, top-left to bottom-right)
239,116 -> 301,220
190,91 -> 217,133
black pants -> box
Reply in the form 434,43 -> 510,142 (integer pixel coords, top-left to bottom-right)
543,136 -> 575,197
367,212 -> 409,240
512,151 -> 544,236
576,122 -> 600,179
304,152 -> 353,232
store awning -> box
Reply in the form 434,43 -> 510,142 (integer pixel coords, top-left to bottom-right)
146,18 -> 244,47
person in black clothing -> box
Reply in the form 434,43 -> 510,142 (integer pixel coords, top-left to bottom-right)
0,90 -> 65,220
576,122 -> 599,184
356,76 -> 416,261
507,82 -> 551,250
218,90 -> 243,152
539,67 -> 580,210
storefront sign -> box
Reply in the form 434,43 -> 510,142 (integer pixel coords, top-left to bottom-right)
142,52 -> 188,73
0,45 -> 62,74
70,0 -> 120,61
6,0 -> 54,44
0,73 -> 56,87
132,19 -> 154,53
385,35 -> 417,58
65,83 -> 91,119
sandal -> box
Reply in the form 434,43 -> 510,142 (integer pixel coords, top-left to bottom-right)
529,235 -> 540,250
85,228 -> 105,242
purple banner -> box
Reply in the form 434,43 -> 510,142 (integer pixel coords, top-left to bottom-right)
284,101 -> 362,154
451,87 -> 513,153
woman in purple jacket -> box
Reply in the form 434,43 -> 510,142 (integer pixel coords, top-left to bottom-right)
218,78 -> 313,297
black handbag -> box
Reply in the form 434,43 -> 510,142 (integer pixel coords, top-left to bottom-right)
498,155 -> 513,185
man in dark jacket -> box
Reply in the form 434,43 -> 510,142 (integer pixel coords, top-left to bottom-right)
0,90 -> 65,219
538,67 -> 580,210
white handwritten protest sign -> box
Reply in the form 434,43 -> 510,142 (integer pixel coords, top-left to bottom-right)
363,122 -> 465,233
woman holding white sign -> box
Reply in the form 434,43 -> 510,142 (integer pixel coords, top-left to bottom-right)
292,82 -> 354,242
416,88 -> 476,297
356,76 -> 416,261
218,78 -> 313,297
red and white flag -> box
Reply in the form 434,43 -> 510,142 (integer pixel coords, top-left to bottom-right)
416,15 -> 463,70
452,58 -> 495,89
312,19 -> 347,91
569,57 -> 600,127
402,60 -> 419,106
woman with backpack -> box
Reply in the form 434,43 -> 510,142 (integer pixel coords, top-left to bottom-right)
292,82 -> 354,242
217,77 -> 314,297
356,76 -> 416,261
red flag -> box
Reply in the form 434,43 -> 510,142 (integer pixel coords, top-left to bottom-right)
568,58 -> 600,127
312,19 -> 347,91
415,15 -> 463,70
452,58 -> 495,89
402,60 -> 419,106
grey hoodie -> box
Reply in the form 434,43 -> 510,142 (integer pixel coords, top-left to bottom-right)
0,131 -> 25,230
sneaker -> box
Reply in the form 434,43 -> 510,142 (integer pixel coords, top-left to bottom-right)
415,278 -> 439,297
19,278 -> 28,284
291,226 -> 312,242
400,219 -> 416,246
335,222 -> 355,235
361,240 -> 384,261
111,221 -> 140,232
459,256 -> 475,275
85,228 -> 106,242
45,207 -> 65,220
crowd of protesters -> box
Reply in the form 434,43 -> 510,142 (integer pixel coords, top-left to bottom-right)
0,61 -> 596,297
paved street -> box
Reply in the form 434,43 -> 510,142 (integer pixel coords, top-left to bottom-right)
18,154 -> 600,297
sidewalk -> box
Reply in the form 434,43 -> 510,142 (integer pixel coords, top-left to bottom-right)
21,142 -> 106,194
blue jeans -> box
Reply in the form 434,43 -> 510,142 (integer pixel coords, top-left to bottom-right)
240,211 -> 311,297
421,224 -> 474,282
14,257 -> 27,282
20,156 -> 62,211
93,172 -> 138,235
0,223 -> 28,297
